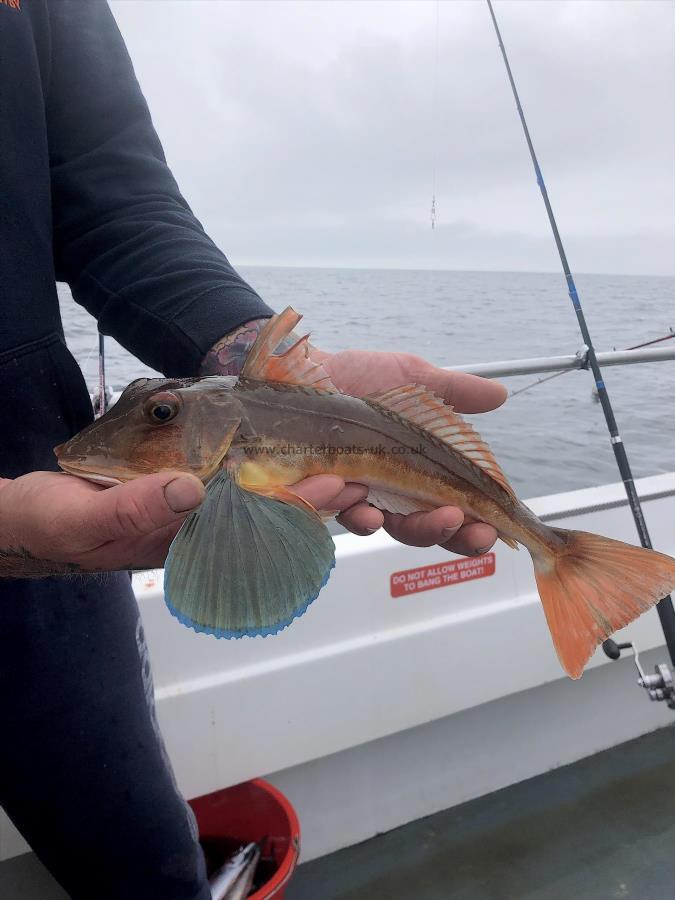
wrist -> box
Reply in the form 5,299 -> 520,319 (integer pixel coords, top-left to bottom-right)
200,317 -> 325,377
200,318 -> 272,377
0,476 -> 71,579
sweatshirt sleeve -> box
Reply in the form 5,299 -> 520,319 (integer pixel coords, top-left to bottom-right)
46,0 -> 273,377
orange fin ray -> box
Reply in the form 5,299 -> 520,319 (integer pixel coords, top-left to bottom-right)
532,529 -> 675,679
241,307 -> 337,392
365,383 -> 515,499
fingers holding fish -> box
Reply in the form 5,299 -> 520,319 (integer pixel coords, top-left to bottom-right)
383,507 -> 464,548
336,502 -> 384,536
382,507 -> 497,555
86,472 -> 206,544
289,476 -> 384,535
287,475 -> 361,513
289,476 -> 492,547
438,521 -> 498,557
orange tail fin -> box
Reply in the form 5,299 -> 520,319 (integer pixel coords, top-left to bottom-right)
532,529 -> 675,679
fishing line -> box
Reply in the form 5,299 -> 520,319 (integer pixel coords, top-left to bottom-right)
508,365 -> 573,400
425,0 -> 441,339
97,333 -> 107,419
430,0 -> 440,229
486,0 -> 675,664
79,334 -> 102,378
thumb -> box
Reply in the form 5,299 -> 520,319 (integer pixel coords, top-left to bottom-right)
89,472 -> 206,542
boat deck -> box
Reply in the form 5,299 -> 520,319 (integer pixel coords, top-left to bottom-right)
1,725 -> 674,899
287,725 -> 675,899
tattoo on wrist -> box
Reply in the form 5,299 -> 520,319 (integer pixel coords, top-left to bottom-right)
0,545 -> 82,579
200,317 -> 300,377
200,318 -> 268,377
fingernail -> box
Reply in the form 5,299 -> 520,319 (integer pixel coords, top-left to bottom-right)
441,524 -> 461,539
164,477 -> 205,513
475,545 -> 493,555
360,527 -> 379,536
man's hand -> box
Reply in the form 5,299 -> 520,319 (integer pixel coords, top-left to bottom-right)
0,471 -> 359,578
305,348 -> 508,557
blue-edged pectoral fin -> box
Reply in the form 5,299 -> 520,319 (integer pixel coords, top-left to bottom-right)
163,470 -> 335,637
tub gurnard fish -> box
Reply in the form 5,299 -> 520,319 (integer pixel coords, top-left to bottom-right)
55,308 -> 675,678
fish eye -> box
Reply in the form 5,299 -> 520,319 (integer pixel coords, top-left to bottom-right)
143,391 -> 182,425
152,404 -> 173,421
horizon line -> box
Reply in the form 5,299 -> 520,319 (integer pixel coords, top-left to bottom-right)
235,262 -> 675,279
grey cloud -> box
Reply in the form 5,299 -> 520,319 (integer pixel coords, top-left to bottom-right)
110,0 -> 675,274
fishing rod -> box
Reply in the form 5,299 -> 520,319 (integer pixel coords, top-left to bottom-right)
97,333 -> 107,418
486,0 -> 675,682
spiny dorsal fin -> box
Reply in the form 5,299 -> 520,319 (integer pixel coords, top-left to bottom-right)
240,307 -> 337,391
365,383 -> 516,500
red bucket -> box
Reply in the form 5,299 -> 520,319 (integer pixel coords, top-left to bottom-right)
189,778 -> 300,899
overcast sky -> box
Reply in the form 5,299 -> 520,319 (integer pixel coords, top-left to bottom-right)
109,0 -> 675,275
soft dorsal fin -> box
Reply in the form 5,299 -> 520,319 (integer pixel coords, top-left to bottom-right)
240,307 -> 337,391
365,383 -> 516,499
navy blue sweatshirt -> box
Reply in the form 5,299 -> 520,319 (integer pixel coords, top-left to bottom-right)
0,0 -> 273,478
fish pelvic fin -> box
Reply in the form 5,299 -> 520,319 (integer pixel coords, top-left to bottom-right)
532,528 -> 675,679
241,307 -> 337,392
164,469 -> 335,638
365,384 -> 515,499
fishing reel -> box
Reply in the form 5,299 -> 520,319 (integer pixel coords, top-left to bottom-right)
602,639 -> 675,709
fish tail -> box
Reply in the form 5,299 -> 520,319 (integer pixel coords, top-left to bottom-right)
531,528 -> 675,679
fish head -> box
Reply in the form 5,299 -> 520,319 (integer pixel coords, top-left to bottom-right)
55,376 -> 244,484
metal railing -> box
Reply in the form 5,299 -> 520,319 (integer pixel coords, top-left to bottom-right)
448,345 -> 675,379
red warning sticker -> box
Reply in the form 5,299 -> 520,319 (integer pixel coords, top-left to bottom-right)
390,553 -> 496,598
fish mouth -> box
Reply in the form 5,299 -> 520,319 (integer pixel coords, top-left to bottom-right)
57,461 -> 123,486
